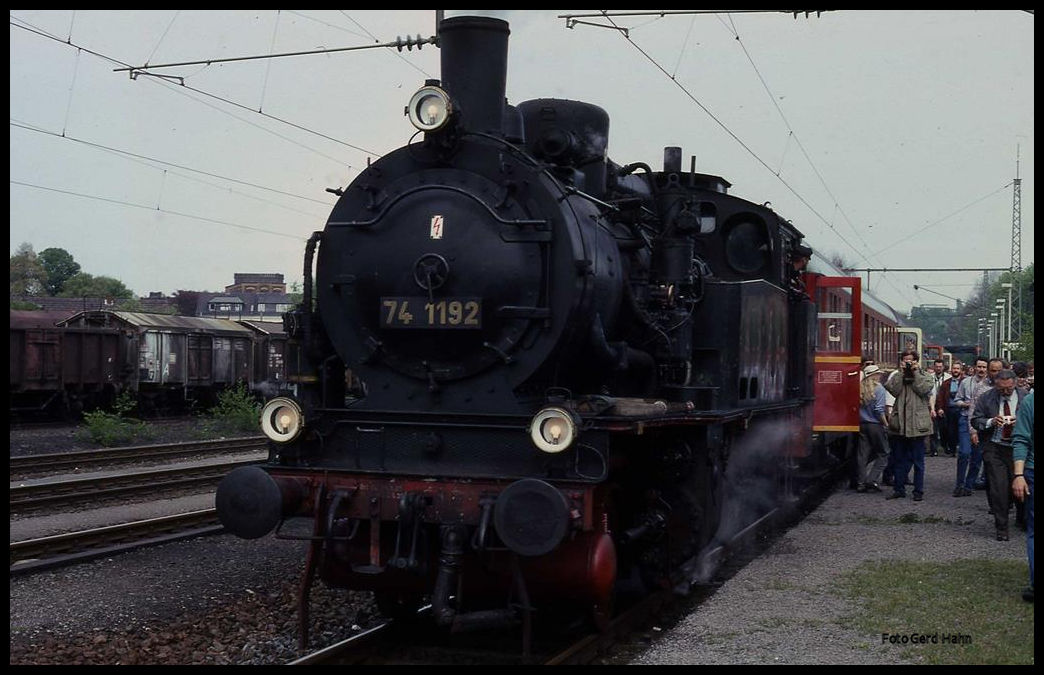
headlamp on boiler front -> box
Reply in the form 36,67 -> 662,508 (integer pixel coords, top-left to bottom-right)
529,407 -> 579,453
406,85 -> 453,132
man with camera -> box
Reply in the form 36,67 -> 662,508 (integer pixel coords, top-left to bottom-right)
883,350 -> 935,501
972,369 -> 1029,541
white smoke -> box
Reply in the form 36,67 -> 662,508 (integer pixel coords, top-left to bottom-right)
685,417 -> 796,587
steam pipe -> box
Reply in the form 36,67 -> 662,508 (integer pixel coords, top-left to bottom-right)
432,525 -> 517,632
303,231 -> 322,354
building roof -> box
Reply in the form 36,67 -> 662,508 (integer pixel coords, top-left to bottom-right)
9,309 -> 80,329
238,320 -> 287,336
58,310 -> 252,337
10,295 -> 113,313
196,291 -> 294,317
10,295 -> 177,315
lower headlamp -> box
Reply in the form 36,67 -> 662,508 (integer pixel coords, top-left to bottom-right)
260,396 -> 304,443
529,407 -> 578,453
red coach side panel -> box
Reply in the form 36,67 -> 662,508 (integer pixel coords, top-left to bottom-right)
805,276 -> 862,433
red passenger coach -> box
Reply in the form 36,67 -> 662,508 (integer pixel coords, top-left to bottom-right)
804,275 -> 861,435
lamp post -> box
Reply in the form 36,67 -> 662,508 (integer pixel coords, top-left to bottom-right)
1000,281 -> 1013,356
990,313 -> 999,357
996,298 -> 1007,360
977,318 -> 985,353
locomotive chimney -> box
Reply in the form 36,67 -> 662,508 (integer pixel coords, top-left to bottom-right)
438,15 -> 510,136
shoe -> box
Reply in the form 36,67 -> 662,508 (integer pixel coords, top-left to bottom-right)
882,478 -> 894,486
913,493 -> 924,502
856,484 -> 867,493
866,482 -> 882,493
886,492 -> 905,500
953,487 -> 963,497
945,451 -> 956,456
974,481 -> 987,490
930,451 -> 938,457
1023,587 -> 1034,602
996,530 -> 1009,541
960,487 -> 974,497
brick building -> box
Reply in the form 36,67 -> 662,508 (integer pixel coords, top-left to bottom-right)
225,273 -> 287,295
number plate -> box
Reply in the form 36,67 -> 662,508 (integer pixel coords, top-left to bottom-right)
380,297 -> 482,329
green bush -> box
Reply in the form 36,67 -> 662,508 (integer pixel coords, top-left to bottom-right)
203,381 -> 261,435
76,391 -> 155,447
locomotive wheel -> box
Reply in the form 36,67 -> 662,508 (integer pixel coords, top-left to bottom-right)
374,590 -> 426,622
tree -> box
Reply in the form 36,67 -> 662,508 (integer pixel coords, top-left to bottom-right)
826,250 -> 859,273
960,264 -> 1035,361
58,272 -> 134,300
172,290 -> 202,317
115,297 -> 145,312
38,247 -> 81,296
10,242 -> 46,296
287,280 -> 303,306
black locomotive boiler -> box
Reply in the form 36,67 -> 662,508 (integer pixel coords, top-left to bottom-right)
217,15 -> 822,646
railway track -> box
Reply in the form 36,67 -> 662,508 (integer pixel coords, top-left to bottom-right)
286,590 -> 675,665
10,436 -> 267,476
10,509 -> 223,575
10,458 -> 263,511
10,414 -> 194,430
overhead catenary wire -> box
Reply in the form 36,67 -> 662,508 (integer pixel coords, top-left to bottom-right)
592,11 -> 1022,312
111,31 -> 436,74
716,14 -> 912,305
10,17 -> 383,159
594,14 -> 875,276
10,120 -> 337,208
10,179 -> 307,242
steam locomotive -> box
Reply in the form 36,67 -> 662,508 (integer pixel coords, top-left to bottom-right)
217,15 -> 873,647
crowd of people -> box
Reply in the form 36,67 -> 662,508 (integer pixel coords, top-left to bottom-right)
854,353 -> 1034,603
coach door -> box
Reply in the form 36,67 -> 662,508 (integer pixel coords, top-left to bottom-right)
809,276 -> 862,433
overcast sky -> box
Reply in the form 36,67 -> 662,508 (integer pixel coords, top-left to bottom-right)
9,10 -> 1033,313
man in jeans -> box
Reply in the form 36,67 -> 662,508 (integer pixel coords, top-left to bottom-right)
953,357 -> 990,495
928,358 -> 947,456
937,361 -> 964,457
884,350 -> 935,501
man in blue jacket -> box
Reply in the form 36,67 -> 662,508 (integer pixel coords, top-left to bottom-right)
1012,390 -> 1033,602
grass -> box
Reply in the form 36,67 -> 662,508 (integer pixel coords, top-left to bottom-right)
839,559 -> 1034,664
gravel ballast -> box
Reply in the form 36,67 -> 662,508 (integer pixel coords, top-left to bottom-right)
629,453 -> 1031,665
9,420 -> 382,665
